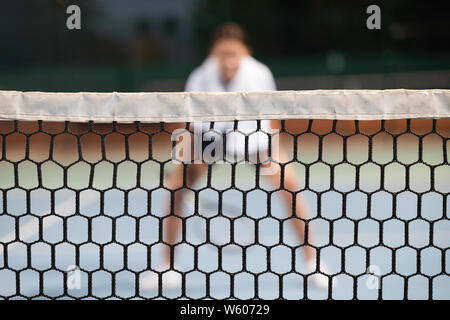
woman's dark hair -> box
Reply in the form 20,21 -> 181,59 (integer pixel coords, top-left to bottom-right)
210,22 -> 250,52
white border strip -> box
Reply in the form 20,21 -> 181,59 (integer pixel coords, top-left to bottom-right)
0,89 -> 449,122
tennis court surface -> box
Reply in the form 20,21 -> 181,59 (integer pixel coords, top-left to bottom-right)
0,90 -> 449,300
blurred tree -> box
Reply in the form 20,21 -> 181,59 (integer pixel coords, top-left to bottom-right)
0,0 -> 126,66
191,0 -> 450,59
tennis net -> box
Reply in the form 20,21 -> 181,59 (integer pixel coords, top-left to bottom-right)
0,90 -> 449,300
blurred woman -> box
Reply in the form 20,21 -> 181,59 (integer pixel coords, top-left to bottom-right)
141,23 -> 330,291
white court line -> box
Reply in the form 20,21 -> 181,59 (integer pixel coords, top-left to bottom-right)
0,192 -> 98,254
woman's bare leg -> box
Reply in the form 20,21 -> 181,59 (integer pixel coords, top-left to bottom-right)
267,119 -> 315,262
163,163 -> 207,267
263,164 -> 315,262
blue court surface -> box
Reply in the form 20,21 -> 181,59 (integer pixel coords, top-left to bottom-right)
0,161 -> 449,300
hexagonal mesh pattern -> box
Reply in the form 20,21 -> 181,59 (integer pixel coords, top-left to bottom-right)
0,119 -> 449,300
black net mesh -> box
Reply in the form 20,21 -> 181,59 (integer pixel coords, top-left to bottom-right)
0,119 -> 449,300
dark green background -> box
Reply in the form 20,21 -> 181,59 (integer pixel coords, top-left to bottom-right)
0,0 -> 449,92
